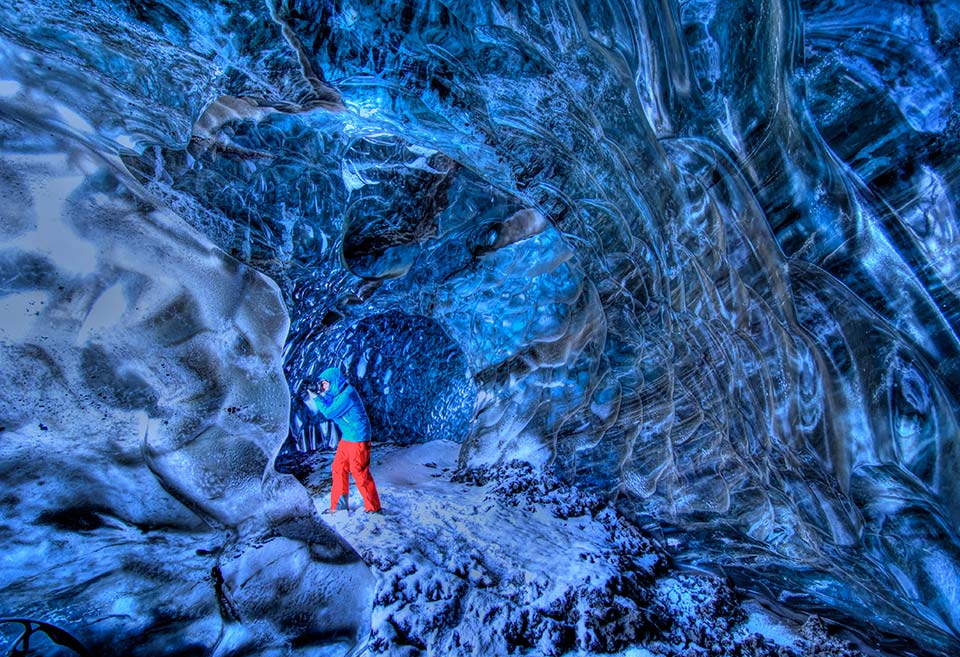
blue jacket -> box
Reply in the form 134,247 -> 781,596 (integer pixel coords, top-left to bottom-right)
306,367 -> 371,443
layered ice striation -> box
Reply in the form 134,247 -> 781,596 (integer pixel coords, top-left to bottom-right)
2,0 -> 960,656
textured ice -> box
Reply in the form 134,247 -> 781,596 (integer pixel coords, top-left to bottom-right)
0,113 -> 373,654
308,440 -> 825,657
2,0 -> 960,656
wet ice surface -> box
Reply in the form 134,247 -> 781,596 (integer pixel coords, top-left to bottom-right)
302,440 -> 865,657
2,0 -> 960,655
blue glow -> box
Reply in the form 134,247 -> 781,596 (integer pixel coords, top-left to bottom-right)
1,1 -> 960,656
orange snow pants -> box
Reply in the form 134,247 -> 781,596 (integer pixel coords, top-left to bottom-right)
330,440 -> 381,512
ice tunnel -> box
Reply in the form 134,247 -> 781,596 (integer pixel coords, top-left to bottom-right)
2,0 -> 960,656
285,310 -> 478,447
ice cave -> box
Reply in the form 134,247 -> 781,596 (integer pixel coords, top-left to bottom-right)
2,0 -> 960,655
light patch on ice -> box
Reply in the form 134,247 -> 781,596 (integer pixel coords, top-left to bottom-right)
133,410 -> 150,443
0,79 -> 22,97
341,159 -> 380,192
506,433 -> 553,468
356,349 -> 368,379
632,552 -> 662,571
115,135 -> 137,151
55,102 -> 94,134
718,99 -> 743,157
78,283 -> 128,344
0,291 -> 48,342
110,595 -> 138,618
12,164 -> 97,275
740,601 -> 799,647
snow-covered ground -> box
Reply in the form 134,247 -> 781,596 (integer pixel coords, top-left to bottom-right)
299,440 -> 865,657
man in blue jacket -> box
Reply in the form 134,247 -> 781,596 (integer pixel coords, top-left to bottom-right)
303,367 -> 382,514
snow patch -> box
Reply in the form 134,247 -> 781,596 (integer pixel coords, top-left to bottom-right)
296,441 -> 862,657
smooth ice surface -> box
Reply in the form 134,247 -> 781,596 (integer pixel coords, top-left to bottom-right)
2,1 -> 960,656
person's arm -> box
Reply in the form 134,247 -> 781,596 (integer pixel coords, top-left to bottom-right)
302,391 -> 322,416
320,385 -> 356,420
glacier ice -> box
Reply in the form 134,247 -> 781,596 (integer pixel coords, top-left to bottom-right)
0,108 -> 374,653
2,0 -> 960,656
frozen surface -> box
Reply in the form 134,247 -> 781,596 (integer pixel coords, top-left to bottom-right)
0,113 -> 374,655
314,440 -> 665,655
1,0 -> 960,656
304,439 -> 866,656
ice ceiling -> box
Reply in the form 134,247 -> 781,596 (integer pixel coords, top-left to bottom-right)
2,0 -> 960,655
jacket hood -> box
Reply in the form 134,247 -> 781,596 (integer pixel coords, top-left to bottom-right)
318,367 -> 346,396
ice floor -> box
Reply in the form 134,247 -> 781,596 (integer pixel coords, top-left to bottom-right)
297,441 -> 858,657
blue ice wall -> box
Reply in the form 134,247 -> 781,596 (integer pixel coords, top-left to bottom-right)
2,0 -> 960,655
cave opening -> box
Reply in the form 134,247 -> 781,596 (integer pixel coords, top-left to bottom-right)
276,310 -> 477,477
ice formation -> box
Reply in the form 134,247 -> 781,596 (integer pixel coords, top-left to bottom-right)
1,1 -> 960,656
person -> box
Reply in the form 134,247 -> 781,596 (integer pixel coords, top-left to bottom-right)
303,367 -> 382,514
